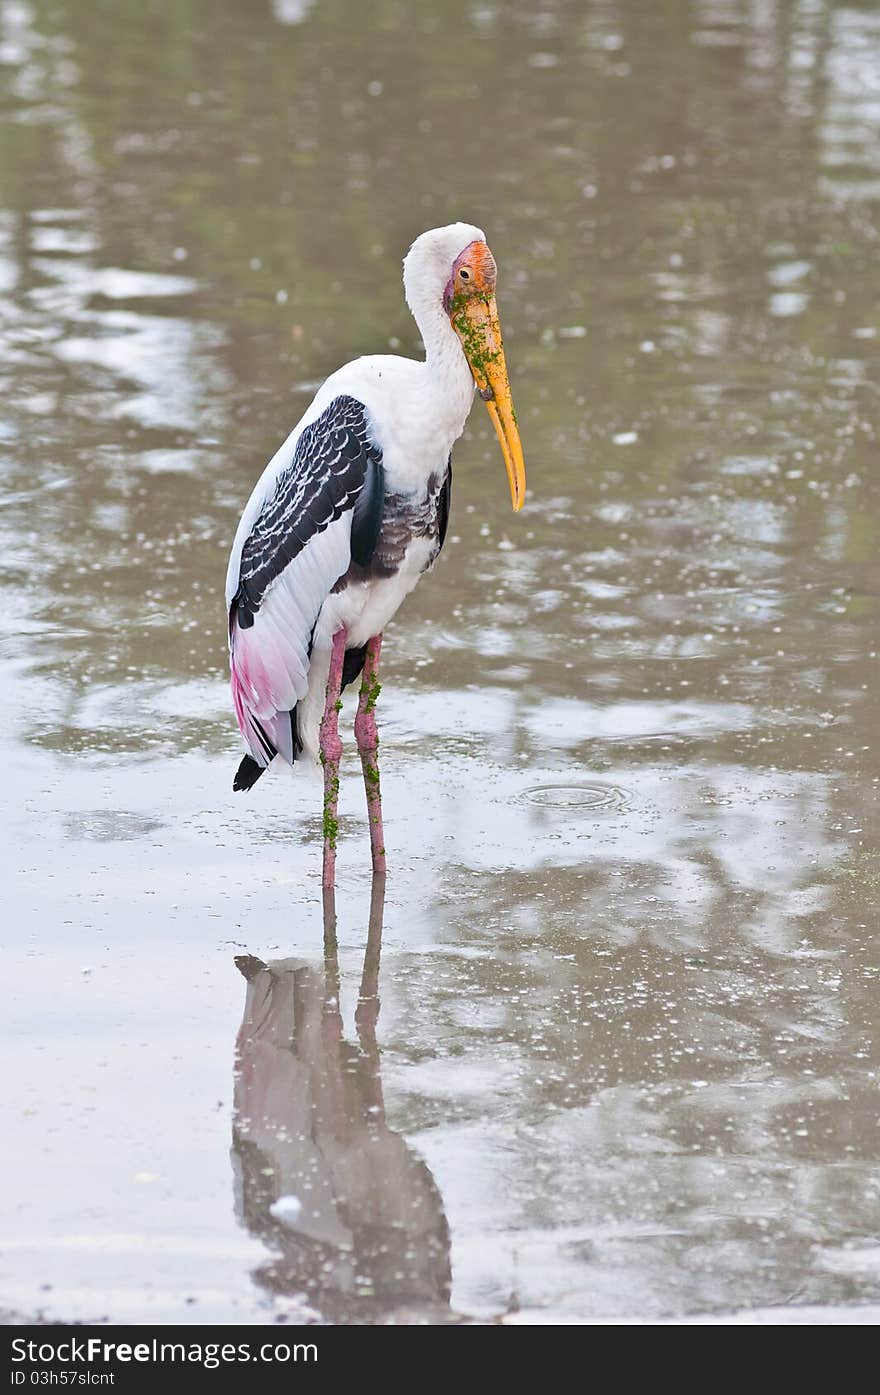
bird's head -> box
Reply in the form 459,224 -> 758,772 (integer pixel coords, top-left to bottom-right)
404,223 -> 526,512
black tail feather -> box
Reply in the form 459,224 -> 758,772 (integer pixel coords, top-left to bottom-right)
341,645 -> 366,690
234,705 -> 302,793
233,754 -> 265,792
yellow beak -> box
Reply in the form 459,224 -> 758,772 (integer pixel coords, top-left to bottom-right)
451,293 -> 526,512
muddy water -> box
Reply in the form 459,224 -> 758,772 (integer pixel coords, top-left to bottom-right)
2,0 -> 879,1324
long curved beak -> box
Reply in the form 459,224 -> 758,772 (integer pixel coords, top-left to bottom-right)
451,294 -> 526,512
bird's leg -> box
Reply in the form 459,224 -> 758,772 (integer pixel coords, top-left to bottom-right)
319,626 -> 347,891
354,633 -> 386,878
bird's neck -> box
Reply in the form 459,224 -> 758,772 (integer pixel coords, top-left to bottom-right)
411,298 -> 475,436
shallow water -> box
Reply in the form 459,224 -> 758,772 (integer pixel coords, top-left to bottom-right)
2,0 -> 879,1324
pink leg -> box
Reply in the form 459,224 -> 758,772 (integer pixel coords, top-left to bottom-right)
320,627 -> 347,891
354,634 -> 386,878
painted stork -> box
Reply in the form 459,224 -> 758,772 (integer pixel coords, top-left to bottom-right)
226,223 -> 526,888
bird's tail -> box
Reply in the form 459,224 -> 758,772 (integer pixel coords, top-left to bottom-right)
233,755 -> 265,792
341,644 -> 366,689
231,646 -> 364,792
230,659 -> 302,792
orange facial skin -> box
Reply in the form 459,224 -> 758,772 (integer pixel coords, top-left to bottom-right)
445,241 -> 526,512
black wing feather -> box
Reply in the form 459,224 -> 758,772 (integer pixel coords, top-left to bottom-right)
232,394 -> 383,629
437,457 -> 452,555
350,453 -> 386,567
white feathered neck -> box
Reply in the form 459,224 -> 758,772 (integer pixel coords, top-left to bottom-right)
402,221 -> 485,423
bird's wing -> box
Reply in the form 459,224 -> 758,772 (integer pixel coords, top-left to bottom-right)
229,393 -> 384,769
436,457 -> 452,554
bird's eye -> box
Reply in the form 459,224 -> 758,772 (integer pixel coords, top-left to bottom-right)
459,268 -> 470,280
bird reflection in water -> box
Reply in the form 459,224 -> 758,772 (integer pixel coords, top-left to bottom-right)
231,877 -> 452,1322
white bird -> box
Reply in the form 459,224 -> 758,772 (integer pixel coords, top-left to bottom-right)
226,222 -> 526,888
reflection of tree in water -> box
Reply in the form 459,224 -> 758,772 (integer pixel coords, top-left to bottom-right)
231,878 -> 451,1322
